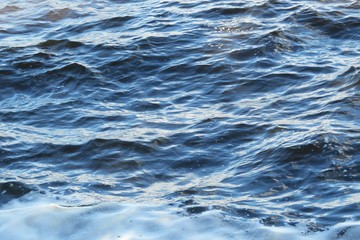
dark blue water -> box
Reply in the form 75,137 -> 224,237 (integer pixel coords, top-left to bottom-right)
0,0 -> 359,238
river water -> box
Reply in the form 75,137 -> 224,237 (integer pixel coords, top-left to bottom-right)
0,0 -> 359,239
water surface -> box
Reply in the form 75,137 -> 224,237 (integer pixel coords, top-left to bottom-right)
0,0 -> 360,239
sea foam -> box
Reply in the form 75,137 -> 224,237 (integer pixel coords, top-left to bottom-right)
1,198 -> 360,240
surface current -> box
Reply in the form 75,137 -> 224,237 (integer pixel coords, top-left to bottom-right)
0,0 -> 360,232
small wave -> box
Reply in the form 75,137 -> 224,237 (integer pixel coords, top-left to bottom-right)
36,8 -> 81,22
64,16 -> 134,34
0,182 -> 33,205
290,8 -> 360,39
0,6 -> 21,14
38,39 -> 86,49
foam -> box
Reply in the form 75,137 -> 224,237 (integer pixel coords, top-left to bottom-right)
1,198 -> 360,240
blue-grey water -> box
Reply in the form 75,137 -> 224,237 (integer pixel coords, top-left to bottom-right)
0,0 -> 359,239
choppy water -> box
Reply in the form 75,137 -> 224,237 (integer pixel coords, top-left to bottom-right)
0,0 -> 359,239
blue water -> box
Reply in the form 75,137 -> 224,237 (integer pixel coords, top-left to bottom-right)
0,0 -> 359,238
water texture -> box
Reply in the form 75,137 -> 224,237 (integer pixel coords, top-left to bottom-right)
0,0 -> 359,238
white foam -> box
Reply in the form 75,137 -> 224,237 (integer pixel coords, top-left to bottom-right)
0,199 -> 360,240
